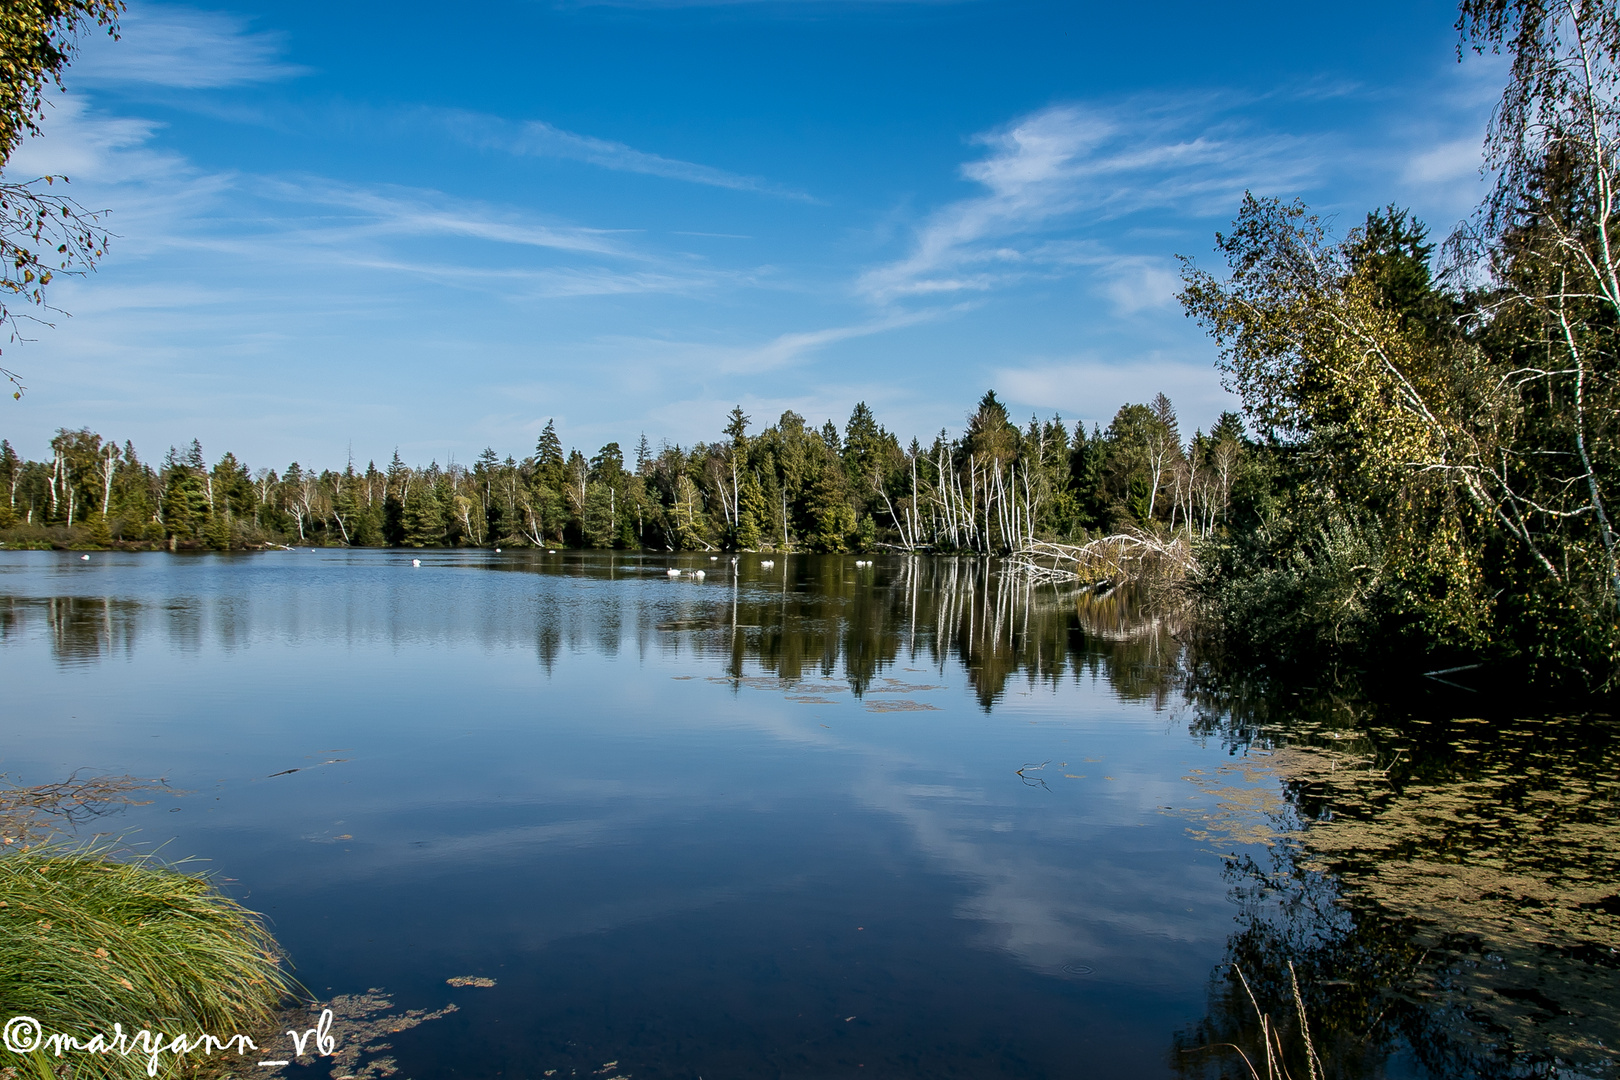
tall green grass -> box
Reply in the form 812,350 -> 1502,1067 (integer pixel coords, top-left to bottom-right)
0,843 -> 296,1078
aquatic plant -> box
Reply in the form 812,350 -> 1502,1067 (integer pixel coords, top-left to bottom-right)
1183,962 -> 1326,1080
1176,688 -> 1620,1076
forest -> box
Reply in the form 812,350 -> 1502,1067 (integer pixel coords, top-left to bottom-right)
0,391 -> 1247,558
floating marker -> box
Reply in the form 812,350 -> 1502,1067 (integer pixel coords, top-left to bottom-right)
80,554 -> 90,561
411,558 -> 421,567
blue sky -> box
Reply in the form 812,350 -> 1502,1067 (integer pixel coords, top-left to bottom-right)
2,0 -> 1500,469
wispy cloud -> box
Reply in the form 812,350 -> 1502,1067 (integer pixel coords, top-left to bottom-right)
441,110 -> 812,200
992,355 -> 1237,432
728,308 -> 943,371
7,91 -> 745,314
1392,132 -> 1492,223
73,3 -> 306,89
252,177 -> 641,259
574,307 -> 947,396
1403,137 -> 1482,186
158,177 -> 747,302
1098,256 -> 1181,315
859,100 -> 1317,303
3,95 -> 174,182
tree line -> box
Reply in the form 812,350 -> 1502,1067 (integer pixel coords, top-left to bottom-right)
0,393 -> 1249,554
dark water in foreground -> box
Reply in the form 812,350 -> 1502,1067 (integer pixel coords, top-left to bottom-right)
0,550 -> 1614,1079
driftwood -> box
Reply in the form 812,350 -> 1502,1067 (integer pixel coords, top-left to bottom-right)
0,773 -> 174,846
1007,532 -> 1195,590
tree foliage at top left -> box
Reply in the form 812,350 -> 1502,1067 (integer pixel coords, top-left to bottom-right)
0,0 -> 122,399
0,0 -> 121,164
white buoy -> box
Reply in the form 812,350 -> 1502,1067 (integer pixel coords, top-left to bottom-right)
693,570 -> 705,580
411,558 -> 421,567
666,568 -> 680,577
761,560 -> 774,568
709,556 -> 718,561
80,554 -> 90,561
549,549 -> 557,554
495,547 -> 501,553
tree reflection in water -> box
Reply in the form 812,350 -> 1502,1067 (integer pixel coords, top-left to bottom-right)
686,554 -> 1182,710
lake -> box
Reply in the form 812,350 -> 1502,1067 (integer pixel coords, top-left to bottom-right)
1,550 -> 1614,1079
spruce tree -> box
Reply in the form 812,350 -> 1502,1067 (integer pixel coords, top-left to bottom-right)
736,469 -> 766,549
384,451 -> 408,546
807,469 -> 855,552
161,446 -> 209,542
581,483 -> 615,548
535,420 -> 565,489
401,481 -> 444,547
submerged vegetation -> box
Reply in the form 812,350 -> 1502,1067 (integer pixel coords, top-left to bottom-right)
1174,680 -> 1620,1080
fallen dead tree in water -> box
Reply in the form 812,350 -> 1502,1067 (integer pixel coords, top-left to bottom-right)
1008,531 -> 1196,592
0,772 -> 175,846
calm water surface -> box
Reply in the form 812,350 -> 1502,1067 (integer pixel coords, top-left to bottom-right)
1,550 -> 1614,1079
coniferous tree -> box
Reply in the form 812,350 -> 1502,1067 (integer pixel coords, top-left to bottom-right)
383,451 -> 408,546
161,445 -> 210,543
401,479 -> 445,547
0,439 -> 18,526
807,467 -> 855,553
475,448 -> 504,542
535,420 -> 565,489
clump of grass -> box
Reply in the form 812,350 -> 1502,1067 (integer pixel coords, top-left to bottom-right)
0,842 -> 296,1078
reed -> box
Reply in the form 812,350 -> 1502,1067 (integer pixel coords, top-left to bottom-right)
1183,962 -> 1327,1080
